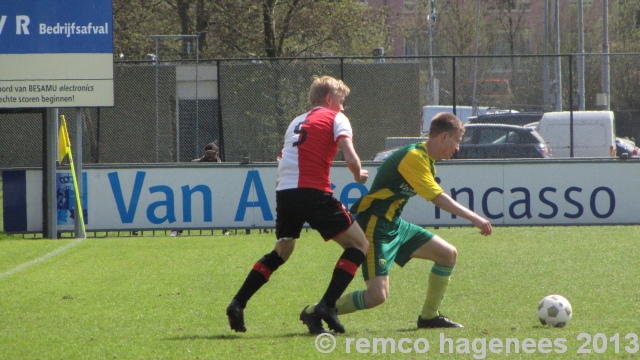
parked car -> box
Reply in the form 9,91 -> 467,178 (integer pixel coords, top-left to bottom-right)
452,124 -> 551,159
616,137 -> 639,158
373,147 -> 403,162
466,112 -> 543,127
372,124 -> 550,161
420,105 -> 518,136
536,111 -> 616,158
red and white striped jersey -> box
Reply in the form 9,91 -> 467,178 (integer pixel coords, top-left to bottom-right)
276,106 -> 353,192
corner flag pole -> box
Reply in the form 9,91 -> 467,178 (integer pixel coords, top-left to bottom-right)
59,115 -> 86,238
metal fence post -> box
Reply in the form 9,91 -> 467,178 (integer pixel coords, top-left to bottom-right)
569,55 -> 574,158
155,38 -> 159,162
452,56 -> 457,113
45,108 -> 58,239
217,59 -> 224,161
74,109 -> 86,238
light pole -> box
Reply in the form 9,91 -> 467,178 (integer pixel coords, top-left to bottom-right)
544,0 -> 550,110
554,0 -> 562,111
472,0 -> 480,115
428,0 -> 437,104
601,0 -> 610,110
577,0 -> 585,110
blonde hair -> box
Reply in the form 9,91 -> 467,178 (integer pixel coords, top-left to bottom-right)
308,75 -> 350,107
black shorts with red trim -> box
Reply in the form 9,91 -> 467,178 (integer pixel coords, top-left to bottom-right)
275,188 -> 353,241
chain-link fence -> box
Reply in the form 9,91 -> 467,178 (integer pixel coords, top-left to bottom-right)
2,54 -> 639,167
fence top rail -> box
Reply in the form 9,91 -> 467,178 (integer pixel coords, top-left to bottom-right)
148,34 -> 200,39
3,157 -> 635,174
113,52 -> 640,65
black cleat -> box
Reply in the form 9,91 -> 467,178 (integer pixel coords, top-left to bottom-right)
314,300 -> 345,333
300,306 -> 328,334
226,299 -> 246,332
417,314 -> 464,328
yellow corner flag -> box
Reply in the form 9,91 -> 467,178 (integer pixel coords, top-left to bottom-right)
59,115 -> 86,238
58,116 -> 71,163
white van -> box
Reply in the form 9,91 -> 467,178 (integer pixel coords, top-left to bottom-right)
536,111 -> 615,158
420,105 -> 517,136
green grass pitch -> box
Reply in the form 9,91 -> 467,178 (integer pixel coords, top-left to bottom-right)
1,226 -> 639,359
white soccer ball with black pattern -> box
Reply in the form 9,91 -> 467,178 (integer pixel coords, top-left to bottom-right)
537,294 -> 572,328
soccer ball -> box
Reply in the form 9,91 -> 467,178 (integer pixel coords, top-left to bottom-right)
537,295 -> 572,328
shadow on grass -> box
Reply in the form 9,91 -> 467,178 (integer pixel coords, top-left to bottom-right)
165,327 -> 438,341
163,332 -> 313,341
393,327 -> 473,333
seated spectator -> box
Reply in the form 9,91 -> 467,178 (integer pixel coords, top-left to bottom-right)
193,142 -> 222,163
172,142 -> 222,237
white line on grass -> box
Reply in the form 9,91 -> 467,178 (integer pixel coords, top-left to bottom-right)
0,238 -> 85,280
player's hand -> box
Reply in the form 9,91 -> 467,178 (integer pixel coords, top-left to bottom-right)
356,169 -> 369,184
472,217 -> 492,236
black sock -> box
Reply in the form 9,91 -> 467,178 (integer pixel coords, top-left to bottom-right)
232,251 -> 285,308
321,248 -> 366,308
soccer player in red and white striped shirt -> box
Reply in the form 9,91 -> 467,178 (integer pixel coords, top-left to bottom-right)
227,76 -> 369,334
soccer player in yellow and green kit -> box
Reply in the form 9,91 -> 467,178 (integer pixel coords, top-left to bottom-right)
301,112 -> 493,330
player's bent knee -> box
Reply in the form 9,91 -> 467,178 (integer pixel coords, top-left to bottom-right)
274,251 -> 292,262
334,233 -> 369,254
449,246 -> 458,265
433,242 -> 457,266
366,289 -> 388,308
274,240 -> 296,261
354,237 -> 369,254
440,245 -> 457,266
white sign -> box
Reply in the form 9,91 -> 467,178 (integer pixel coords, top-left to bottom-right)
3,160 -> 639,233
0,1 -> 114,108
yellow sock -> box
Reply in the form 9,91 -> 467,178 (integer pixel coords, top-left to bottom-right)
421,264 -> 454,319
306,290 -> 367,315
337,290 -> 367,314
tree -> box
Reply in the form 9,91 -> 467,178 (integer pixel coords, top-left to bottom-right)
609,0 -> 640,53
207,0 -> 389,58
113,0 -> 390,59
434,0 -> 492,55
113,0 -> 179,60
163,0 -> 211,56
607,0 -> 640,114
486,0 -> 529,55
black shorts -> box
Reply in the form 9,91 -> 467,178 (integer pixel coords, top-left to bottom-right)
275,188 -> 354,241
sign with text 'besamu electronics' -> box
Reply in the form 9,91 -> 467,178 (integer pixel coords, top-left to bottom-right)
0,0 -> 114,108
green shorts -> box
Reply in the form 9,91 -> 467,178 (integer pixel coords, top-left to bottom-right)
355,213 -> 434,281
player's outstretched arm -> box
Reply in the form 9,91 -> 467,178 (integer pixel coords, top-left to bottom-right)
431,193 -> 492,236
338,137 -> 368,184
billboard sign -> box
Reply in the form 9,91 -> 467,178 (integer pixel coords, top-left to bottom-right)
0,0 -> 114,108
3,161 -> 640,233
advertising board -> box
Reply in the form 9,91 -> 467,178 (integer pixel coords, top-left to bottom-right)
3,161 -> 639,233
0,0 -> 113,108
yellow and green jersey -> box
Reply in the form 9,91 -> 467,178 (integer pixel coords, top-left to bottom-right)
351,142 -> 443,222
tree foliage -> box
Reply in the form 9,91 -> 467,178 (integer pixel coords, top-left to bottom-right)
113,0 -> 390,59
113,0 -> 180,60
210,0 -> 388,58
609,0 -> 640,52
432,0 -> 492,55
